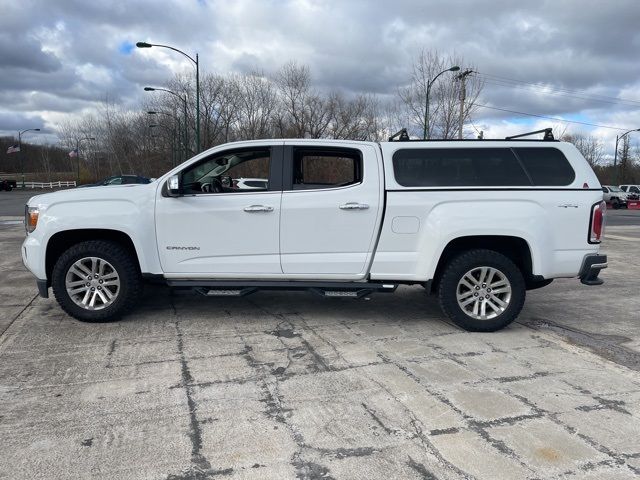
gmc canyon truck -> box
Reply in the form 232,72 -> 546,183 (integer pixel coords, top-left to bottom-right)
22,130 -> 607,331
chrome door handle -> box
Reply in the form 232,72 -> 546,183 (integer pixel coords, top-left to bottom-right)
339,202 -> 369,210
558,204 -> 578,208
244,205 -> 274,212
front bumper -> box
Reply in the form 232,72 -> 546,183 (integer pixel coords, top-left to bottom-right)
579,254 -> 607,286
22,234 -> 49,297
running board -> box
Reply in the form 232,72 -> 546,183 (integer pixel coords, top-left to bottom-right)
166,280 -> 398,298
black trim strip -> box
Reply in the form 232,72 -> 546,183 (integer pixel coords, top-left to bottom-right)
386,188 -> 603,192
269,145 -> 284,192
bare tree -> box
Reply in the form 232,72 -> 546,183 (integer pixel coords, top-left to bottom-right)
398,50 -> 483,139
233,72 -> 278,140
562,132 -> 605,167
39,145 -> 54,182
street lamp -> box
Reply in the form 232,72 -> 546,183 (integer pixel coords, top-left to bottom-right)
144,87 -> 189,161
76,136 -> 95,185
18,128 -> 41,188
614,128 -> 640,185
423,65 -> 460,140
137,41 -> 200,153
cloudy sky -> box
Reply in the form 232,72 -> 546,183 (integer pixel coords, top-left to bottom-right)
1,0 -> 639,156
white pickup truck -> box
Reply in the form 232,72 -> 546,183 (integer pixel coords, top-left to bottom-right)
22,130 -> 607,331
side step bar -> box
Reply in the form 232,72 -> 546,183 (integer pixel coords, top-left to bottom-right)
166,280 -> 398,298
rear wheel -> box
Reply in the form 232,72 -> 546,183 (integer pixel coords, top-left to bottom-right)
52,240 -> 141,322
438,249 -> 526,332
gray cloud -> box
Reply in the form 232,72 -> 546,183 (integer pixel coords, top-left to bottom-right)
0,0 -> 638,145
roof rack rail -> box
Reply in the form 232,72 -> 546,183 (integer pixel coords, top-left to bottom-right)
384,127 -> 557,142
505,128 -> 554,141
388,128 -> 410,142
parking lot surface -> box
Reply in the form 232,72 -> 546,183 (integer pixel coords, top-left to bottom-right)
1,220 -> 639,479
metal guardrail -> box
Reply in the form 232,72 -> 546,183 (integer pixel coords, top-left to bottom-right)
22,181 -> 77,189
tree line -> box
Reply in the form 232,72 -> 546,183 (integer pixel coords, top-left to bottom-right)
1,50 -> 638,185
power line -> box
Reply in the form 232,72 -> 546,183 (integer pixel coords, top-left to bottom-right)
476,72 -> 640,107
478,77 -> 639,107
475,104 -> 631,131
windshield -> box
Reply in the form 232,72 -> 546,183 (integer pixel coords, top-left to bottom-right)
609,186 -> 622,192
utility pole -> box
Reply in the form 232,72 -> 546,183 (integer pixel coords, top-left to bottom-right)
455,69 -> 473,139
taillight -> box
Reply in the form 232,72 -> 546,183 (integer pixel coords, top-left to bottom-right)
589,201 -> 605,243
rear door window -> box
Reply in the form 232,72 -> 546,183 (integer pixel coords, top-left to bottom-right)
292,148 -> 362,190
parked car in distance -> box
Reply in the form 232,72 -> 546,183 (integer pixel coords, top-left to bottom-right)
78,175 -> 152,188
0,178 -> 17,191
619,184 -> 640,201
602,185 -> 628,209
23,129 -> 607,332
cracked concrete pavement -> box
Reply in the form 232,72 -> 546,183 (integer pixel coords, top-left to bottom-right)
1,219 -> 639,479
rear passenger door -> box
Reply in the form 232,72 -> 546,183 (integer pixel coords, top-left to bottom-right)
279,143 -> 382,277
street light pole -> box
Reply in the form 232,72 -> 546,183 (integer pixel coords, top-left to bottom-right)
613,128 -> 640,185
423,66 -> 460,140
144,87 -> 189,161
76,136 -> 95,186
136,42 -> 200,153
18,128 -> 41,188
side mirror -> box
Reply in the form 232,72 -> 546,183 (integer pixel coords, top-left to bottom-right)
167,174 -> 181,197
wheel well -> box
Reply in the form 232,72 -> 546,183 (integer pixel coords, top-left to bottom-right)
430,236 -> 533,293
45,229 -> 139,282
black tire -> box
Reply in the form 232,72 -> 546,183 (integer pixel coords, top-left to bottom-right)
438,249 -> 526,332
52,240 -> 141,322
612,199 -> 620,209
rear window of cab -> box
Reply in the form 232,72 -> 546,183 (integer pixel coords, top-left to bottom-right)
392,147 -> 575,187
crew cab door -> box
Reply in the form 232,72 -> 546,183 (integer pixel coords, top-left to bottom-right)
156,144 -> 284,276
279,143 -> 383,277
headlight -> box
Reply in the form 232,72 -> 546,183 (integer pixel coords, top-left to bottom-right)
25,206 -> 39,234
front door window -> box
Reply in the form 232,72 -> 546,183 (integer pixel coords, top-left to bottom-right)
182,149 -> 270,194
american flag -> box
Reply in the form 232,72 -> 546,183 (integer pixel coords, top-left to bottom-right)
6,145 -> 20,154
68,149 -> 78,158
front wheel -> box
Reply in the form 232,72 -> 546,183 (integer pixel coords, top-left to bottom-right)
438,249 -> 526,332
52,240 -> 142,322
